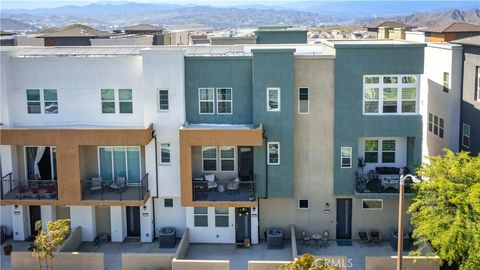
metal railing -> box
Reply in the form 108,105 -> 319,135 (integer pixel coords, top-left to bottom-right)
355,172 -> 415,194
1,173 -> 58,200
192,175 -> 256,202
81,173 -> 149,201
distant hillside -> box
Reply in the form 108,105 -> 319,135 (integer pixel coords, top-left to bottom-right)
356,8 -> 480,28
0,18 -> 37,31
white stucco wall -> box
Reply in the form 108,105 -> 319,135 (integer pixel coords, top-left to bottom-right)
154,197 -> 186,237
405,31 -> 425,43
186,207 -> 236,243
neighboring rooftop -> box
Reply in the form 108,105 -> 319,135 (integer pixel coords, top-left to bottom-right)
422,22 -> 480,33
451,35 -> 480,47
369,21 -> 414,29
324,39 -> 423,46
38,24 -> 109,38
124,24 -> 164,32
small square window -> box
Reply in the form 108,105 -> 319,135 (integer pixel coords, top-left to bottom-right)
341,147 -> 352,168
267,142 -> 280,165
164,198 -> 173,208
298,199 -> 309,209
160,143 -> 171,164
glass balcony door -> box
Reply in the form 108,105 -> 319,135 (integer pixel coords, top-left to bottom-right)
98,146 -> 141,184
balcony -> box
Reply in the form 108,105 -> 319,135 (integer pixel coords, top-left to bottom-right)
192,175 -> 256,202
1,173 -> 58,201
355,168 -> 415,195
81,173 -> 149,202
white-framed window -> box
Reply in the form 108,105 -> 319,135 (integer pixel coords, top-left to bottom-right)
43,89 -> 58,114
341,147 -> 352,168
428,113 -> 444,139
443,72 -> 449,93
199,88 -> 215,114
101,89 -> 115,113
362,199 -> 383,210
298,199 -> 309,209
267,87 -> 280,112
26,89 -> 58,114
267,142 -> 280,165
476,67 -> 480,101
363,75 -> 419,114
98,146 -> 141,183
381,140 -> 396,163
202,146 -> 217,171
101,89 -> 133,114
363,139 -> 396,164
158,89 -> 169,111
119,89 -> 133,113
215,207 -> 229,227
26,89 -> 41,114
364,140 -> 379,163
164,198 -> 173,208
220,146 -> 235,171
298,87 -> 309,114
160,143 -> 171,164
193,207 -> 208,227
217,88 -> 232,114
462,123 -> 470,148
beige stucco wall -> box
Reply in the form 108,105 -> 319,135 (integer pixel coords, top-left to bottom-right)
365,256 -> 440,270
11,251 -> 105,270
172,259 -> 229,270
259,56 -> 336,238
56,206 -> 70,219
95,206 -> 111,235
122,253 -> 175,270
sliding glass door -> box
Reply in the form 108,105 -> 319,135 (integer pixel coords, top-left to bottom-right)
98,146 -> 141,184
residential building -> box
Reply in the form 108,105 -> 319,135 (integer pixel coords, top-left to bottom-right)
37,24 -> 109,46
422,22 -> 480,42
366,21 -> 414,39
0,31 -> 15,46
452,36 -> 480,155
254,26 -> 308,44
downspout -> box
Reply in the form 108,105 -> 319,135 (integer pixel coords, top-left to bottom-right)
259,129 -> 269,241
151,130 -> 159,239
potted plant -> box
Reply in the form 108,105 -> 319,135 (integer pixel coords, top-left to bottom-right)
3,244 -> 12,255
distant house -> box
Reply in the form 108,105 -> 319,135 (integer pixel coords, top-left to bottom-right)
254,26 -> 307,44
124,24 -> 165,45
190,34 -> 210,45
37,24 -> 109,46
422,22 -> 480,42
0,31 -> 15,46
366,21 -> 414,39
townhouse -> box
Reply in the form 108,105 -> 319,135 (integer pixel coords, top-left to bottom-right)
0,39 -> 425,245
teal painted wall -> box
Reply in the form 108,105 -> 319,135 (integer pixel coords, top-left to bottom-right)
185,57 -> 253,124
255,30 -> 307,44
332,45 -> 425,195
252,49 -> 295,197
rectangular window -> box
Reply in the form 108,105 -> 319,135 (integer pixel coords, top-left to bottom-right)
199,88 -> 214,114
298,87 -> 309,114
341,147 -> 352,168
362,199 -> 383,210
363,75 -> 419,114
267,88 -> 280,111
462,124 -> 470,148
164,198 -> 173,208
217,88 -> 232,114
443,72 -> 449,93
158,89 -> 169,111
43,89 -> 58,114
98,146 -> 141,183
428,113 -> 444,139
381,140 -> 396,163
193,207 -> 208,227
202,146 -> 217,171
298,199 -> 309,209
267,142 -> 280,165
101,89 -> 115,113
220,146 -> 235,171
364,140 -> 378,163
26,89 -> 41,114
119,89 -> 133,113
215,207 -> 229,227
160,143 -> 171,164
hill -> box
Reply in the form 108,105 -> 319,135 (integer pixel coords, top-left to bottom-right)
0,18 -> 37,31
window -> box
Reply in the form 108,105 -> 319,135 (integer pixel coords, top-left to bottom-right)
298,87 -> 309,114
26,89 -> 41,114
220,146 -> 235,171
362,199 -> 383,210
267,142 -> 280,165
193,207 -> 208,227
98,146 -> 141,183
428,113 -> 444,139
25,146 -> 57,180
217,88 -> 232,114
363,75 -> 419,114
199,88 -> 214,114
364,140 -> 379,163
101,89 -> 115,113
215,207 -> 229,227
160,143 -> 171,164
462,124 -> 471,148
298,199 -> 309,209
119,89 -> 133,113
381,140 -> 396,163
164,198 -> 173,208
202,146 -> 217,171
341,147 -> 352,168
443,72 -> 449,93
158,89 -> 169,111
267,88 -> 280,111
43,89 -> 58,114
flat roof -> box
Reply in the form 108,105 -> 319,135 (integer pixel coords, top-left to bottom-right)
323,39 -> 426,48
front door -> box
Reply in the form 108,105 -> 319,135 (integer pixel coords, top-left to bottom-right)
336,199 -> 352,239
238,147 -> 253,181
235,208 -> 251,244
29,205 -> 41,236
126,206 -> 141,237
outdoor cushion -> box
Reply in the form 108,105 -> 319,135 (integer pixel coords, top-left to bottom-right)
204,174 -> 215,182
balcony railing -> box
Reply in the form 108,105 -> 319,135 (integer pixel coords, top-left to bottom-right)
193,175 -> 256,202
1,173 -> 58,200
355,171 -> 415,194
81,173 -> 149,201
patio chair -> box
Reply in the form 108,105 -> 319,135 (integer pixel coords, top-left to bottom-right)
90,177 -> 103,193
359,231 -> 369,243
110,176 -> 127,193
301,230 -> 311,247
369,230 -> 381,243
321,230 -> 329,247
226,177 -> 240,195
204,174 -> 217,190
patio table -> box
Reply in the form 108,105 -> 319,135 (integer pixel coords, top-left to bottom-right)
311,234 -> 321,249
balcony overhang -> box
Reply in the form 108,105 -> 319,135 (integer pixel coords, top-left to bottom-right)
0,193 -> 150,207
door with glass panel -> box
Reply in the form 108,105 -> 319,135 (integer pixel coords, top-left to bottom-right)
25,146 -> 57,181
98,147 -> 141,184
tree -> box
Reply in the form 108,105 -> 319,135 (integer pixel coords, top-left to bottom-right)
408,150 -> 480,270
281,253 -> 339,270
32,219 -> 71,270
